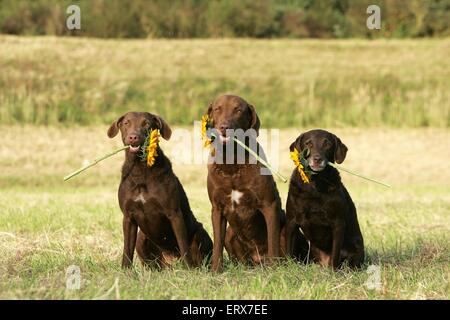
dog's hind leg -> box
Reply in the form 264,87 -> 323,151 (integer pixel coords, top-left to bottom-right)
282,225 -> 310,263
189,227 -> 213,267
135,230 -> 161,269
225,226 -> 250,264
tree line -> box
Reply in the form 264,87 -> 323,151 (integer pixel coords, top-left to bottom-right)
0,0 -> 449,38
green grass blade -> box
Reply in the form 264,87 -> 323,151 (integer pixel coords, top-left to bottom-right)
327,162 -> 391,188
209,132 -> 287,183
63,145 -> 130,181
232,137 -> 288,183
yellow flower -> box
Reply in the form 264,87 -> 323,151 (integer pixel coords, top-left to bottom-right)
201,114 -> 212,148
146,129 -> 160,167
290,148 -> 310,184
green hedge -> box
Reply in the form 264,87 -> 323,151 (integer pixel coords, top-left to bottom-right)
0,0 -> 449,38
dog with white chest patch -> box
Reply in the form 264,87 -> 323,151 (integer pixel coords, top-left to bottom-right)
107,112 -> 213,268
205,94 -> 309,271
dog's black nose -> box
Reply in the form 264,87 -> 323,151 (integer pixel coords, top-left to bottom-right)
126,134 -> 139,144
312,154 -> 322,162
219,123 -> 230,135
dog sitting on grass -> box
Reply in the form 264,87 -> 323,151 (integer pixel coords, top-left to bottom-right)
107,112 -> 212,268
285,129 -> 364,269
204,94 -> 309,271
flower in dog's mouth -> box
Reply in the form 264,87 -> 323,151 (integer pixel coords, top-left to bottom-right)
290,148 -> 311,184
201,114 -> 235,145
137,128 -> 160,167
201,114 -> 213,147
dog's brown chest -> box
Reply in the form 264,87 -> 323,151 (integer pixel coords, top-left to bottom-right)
212,183 -> 258,215
120,178 -> 171,231
296,192 -> 346,224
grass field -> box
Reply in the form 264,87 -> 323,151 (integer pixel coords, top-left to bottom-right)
0,125 -> 448,299
0,36 -> 449,127
0,36 -> 448,299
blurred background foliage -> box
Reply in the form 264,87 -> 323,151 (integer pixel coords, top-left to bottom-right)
1,37 -> 448,127
0,1 -> 448,127
0,0 -> 449,39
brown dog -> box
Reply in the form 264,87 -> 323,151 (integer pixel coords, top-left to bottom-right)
286,129 -> 364,269
108,112 -> 212,268
206,94 -> 308,271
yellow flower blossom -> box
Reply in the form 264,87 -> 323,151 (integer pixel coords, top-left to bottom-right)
201,114 -> 212,148
290,148 -> 310,184
146,129 -> 160,167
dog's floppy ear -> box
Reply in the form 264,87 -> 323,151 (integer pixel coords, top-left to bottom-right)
153,114 -> 172,140
107,114 -> 125,138
247,103 -> 260,136
333,134 -> 348,164
289,133 -> 304,152
206,102 -> 213,118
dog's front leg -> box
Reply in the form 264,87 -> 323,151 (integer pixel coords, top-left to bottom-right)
261,202 -> 281,261
285,219 -> 297,257
330,225 -> 344,270
211,206 -> 226,272
168,210 -> 194,267
122,216 -> 138,268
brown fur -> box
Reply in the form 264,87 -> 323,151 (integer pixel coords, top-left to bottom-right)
108,112 -> 212,268
286,129 -> 364,269
206,95 -> 308,271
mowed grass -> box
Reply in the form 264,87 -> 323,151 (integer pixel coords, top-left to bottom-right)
0,125 -> 449,299
0,36 -> 449,127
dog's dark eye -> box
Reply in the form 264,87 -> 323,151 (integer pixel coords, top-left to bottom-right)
213,106 -> 221,112
142,120 -> 150,128
123,121 -> 130,126
323,139 -> 331,148
235,108 -> 242,113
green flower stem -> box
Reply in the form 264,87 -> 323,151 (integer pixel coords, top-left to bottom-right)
210,132 -> 287,183
63,145 -> 130,181
233,138 -> 287,183
327,162 -> 391,188
233,137 -> 287,183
